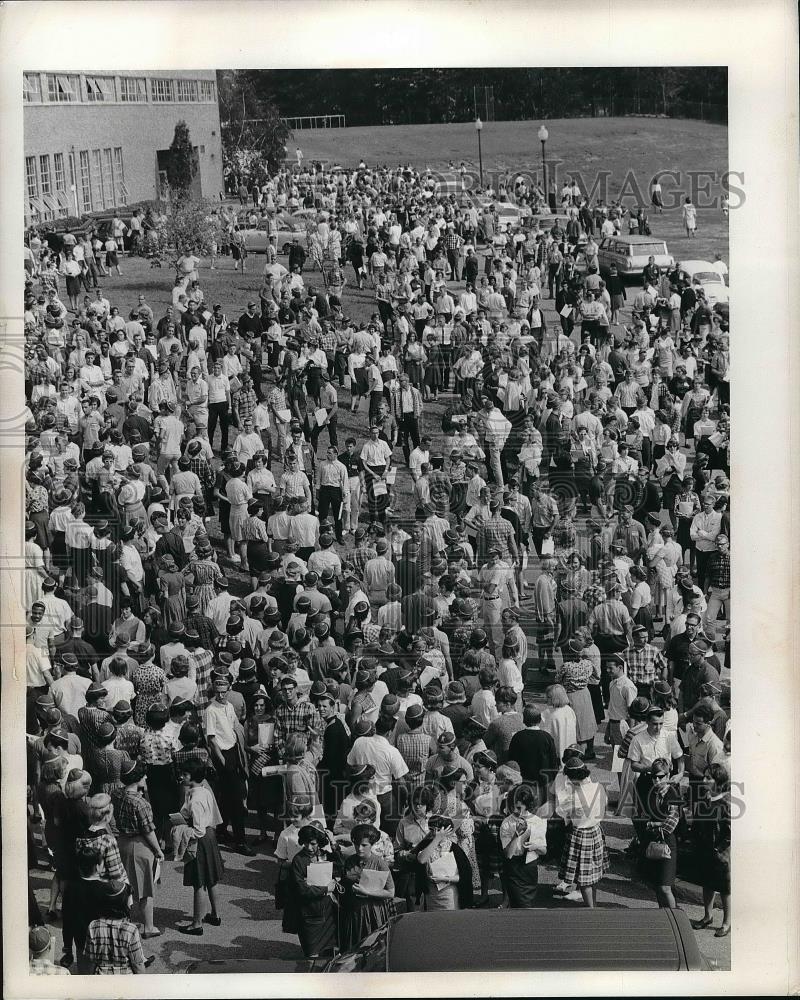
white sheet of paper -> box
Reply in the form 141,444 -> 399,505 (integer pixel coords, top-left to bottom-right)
306,860 -> 333,887
258,722 -> 274,748
372,480 -> 388,497
385,467 -> 397,484
276,408 -> 292,423
560,304 -> 572,317
315,407 -> 328,427
611,745 -> 624,774
359,866 -> 389,892
429,852 -> 458,884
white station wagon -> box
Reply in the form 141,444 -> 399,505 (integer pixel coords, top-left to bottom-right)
597,234 -> 674,279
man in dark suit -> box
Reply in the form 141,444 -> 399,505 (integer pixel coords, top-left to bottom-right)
507,705 -> 559,803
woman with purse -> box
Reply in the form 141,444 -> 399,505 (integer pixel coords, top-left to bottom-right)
690,760 -> 732,938
635,758 -> 681,909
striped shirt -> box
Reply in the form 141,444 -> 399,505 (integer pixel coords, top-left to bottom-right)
85,918 -> 145,974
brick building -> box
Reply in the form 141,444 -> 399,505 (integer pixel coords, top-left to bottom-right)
23,69 -> 224,225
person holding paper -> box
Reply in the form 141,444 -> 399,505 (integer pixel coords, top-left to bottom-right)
499,784 -> 548,907
289,824 -> 341,961
340,823 -> 396,951
416,814 -> 473,910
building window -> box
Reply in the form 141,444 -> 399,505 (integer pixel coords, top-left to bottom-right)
38,155 -> 52,196
25,157 -> 38,200
199,79 -> 216,102
91,149 -> 104,210
53,152 -> 65,191
79,151 -> 92,213
53,152 -> 68,218
46,74 -> 79,103
85,75 -> 116,102
113,148 -> 127,205
151,78 -> 174,102
23,73 -> 42,103
120,76 -> 147,103
102,149 -> 115,208
176,79 -> 198,102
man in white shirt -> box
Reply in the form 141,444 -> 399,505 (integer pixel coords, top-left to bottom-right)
409,436 -> 432,481
204,675 -> 253,853
346,717 -> 408,827
690,496 -> 723,591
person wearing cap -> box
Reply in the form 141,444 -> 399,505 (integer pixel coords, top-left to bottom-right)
605,655 -> 639,745
362,538 -> 395,607
477,546 -> 519,659
425,729 -> 475,784
310,682 -> 349,823
624,624 -> 667,700
29,924 -> 70,976
703,532 -> 730,635
678,638 -> 721,715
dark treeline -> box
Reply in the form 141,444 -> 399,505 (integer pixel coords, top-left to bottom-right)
218,68 -> 727,128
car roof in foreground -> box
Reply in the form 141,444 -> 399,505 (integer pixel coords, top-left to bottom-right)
387,908 -> 703,972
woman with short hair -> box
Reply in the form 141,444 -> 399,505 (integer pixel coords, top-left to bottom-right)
554,758 -> 608,907
635,758 -> 682,909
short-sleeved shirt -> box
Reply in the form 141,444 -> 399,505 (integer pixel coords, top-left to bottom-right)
204,698 -> 238,751
627,729 -> 683,769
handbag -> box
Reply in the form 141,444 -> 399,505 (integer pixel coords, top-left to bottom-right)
644,829 -> 672,860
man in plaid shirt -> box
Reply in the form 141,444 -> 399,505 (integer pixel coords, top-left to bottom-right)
235,374 -> 258,424
395,703 -> 433,789
274,676 -> 324,762
184,624 -> 215,710
704,533 -> 730,635
623,625 -> 667,697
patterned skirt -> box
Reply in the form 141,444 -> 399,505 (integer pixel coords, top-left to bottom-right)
559,824 -> 609,887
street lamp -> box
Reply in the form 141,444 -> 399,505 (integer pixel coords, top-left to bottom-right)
475,117 -> 484,190
537,124 -> 549,198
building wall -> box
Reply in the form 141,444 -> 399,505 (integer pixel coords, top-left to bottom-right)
23,70 -> 223,223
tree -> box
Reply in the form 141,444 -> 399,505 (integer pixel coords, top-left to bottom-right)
217,70 -> 291,173
159,198 -> 221,269
166,120 -> 197,197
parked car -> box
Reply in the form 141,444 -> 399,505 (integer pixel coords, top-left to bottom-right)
237,210 -> 315,254
597,234 -> 674,279
675,259 -> 729,305
323,908 -> 710,973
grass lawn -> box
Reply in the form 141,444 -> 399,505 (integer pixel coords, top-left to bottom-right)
291,117 -> 729,265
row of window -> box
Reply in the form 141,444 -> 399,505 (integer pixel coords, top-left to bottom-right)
23,73 -> 216,105
25,147 -> 126,223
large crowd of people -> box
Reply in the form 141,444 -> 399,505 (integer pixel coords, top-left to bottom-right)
23,154 -> 732,974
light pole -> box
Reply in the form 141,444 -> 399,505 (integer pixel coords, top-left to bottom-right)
475,117 -> 484,190
537,124 -> 549,199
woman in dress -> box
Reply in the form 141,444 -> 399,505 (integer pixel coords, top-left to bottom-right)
26,468 -> 52,567
111,758 -> 164,938
416,814 -> 473,911
646,522 -> 682,623
393,785 -> 436,911
242,499 -> 271,592
556,642 -> 598,760
402,331 -> 427,391
541,684 -> 578,758
225,462 -> 253,569
334,764 -> 381,836
185,538 -> 222,617
130,643 -> 167,728
339,823 -> 396,951
289,823 -> 342,962
157,554 -> 186,628
635,758 -> 682,910
437,765 -> 481,896
690,760 -> 731,938
24,520 -> 47,610
83,720 -> 132,797
499,783 -> 548,907
468,748 -> 504,904
174,758 -> 225,935
554,757 -> 609,907
36,751 -> 70,921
